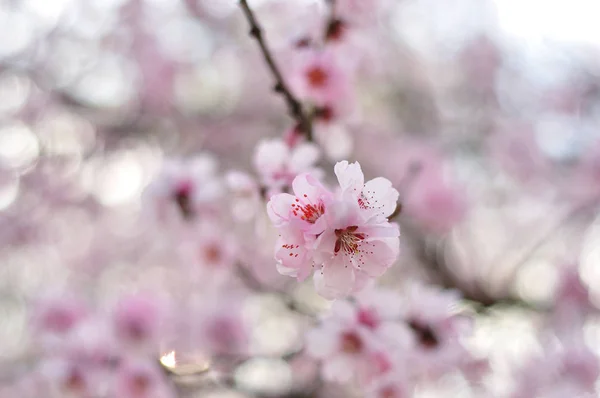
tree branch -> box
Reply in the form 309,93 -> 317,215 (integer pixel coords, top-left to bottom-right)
238,0 -> 313,140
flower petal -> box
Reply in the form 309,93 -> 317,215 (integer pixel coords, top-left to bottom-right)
314,258 -> 355,299
334,160 -> 364,194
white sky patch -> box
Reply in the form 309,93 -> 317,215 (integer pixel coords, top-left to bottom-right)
493,0 -> 600,46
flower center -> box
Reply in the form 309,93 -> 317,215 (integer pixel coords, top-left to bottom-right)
131,372 -> 152,395
325,19 -> 347,42
174,182 -> 194,219
379,386 -> 402,398
334,226 -> 365,254
357,308 -> 379,329
291,197 -> 325,223
122,317 -> 148,342
64,367 -> 85,393
45,309 -> 77,333
203,244 -> 222,265
295,36 -> 312,48
408,320 -> 439,349
306,66 -> 328,88
340,331 -> 363,354
314,105 -> 335,123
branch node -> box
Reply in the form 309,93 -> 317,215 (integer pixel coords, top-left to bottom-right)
238,0 -> 313,141
249,26 -> 261,38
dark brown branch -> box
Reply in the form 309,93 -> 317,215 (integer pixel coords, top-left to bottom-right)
238,0 -> 313,141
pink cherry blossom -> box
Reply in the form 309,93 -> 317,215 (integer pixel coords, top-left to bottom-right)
253,138 -> 322,194
143,154 -> 223,224
114,360 -> 175,398
267,162 -> 400,298
64,317 -> 119,366
312,198 -> 399,299
38,358 -> 93,398
195,295 -> 249,358
178,221 -> 238,285
364,370 -> 411,398
550,264 -> 595,338
112,295 -> 164,352
32,296 -> 88,351
267,172 -> 333,235
288,48 -> 353,105
400,282 -> 475,379
306,289 -> 412,386
334,160 -> 399,220
511,341 -> 599,398
306,311 -> 381,384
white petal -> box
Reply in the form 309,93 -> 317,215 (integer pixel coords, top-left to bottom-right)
276,261 -> 299,278
291,142 -> 321,171
314,259 -> 355,299
334,159 -> 363,193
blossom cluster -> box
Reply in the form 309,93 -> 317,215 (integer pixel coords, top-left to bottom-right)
24,295 -> 176,398
16,290 -> 250,398
510,266 -> 600,398
268,161 -> 400,299
305,284 -> 483,397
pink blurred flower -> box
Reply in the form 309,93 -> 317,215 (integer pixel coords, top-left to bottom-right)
306,289 -> 411,385
33,296 -> 88,351
177,221 -> 238,286
65,318 -> 118,366
114,360 -> 175,398
253,138 -> 322,194
401,282 -> 474,379
197,297 -> 249,358
143,154 -> 223,224
364,370 -> 411,398
288,49 -> 353,105
39,358 -> 93,398
551,264 -> 595,337
112,295 -> 164,352
351,287 -> 404,331
306,312 -> 380,384
512,341 -> 599,398
403,168 -> 467,234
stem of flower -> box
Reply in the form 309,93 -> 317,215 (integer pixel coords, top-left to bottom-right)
238,0 -> 313,141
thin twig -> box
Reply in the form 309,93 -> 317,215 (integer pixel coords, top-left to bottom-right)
238,0 -> 313,140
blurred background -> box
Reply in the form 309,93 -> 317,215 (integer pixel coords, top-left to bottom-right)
1,0 -> 600,396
